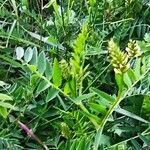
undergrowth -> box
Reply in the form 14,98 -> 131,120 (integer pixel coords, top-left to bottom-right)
0,0 -> 150,149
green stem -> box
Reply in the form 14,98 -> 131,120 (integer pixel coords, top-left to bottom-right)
105,131 -> 150,149
36,71 -> 99,128
97,68 -> 150,131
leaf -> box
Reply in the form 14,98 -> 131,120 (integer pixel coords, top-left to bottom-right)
57,95 -> 67,110
94,130 -> 102,150
115,73 -> 124,96
70,140 -> 77,150
0,81 -> 8,87
126,68 -> 137,83
37,51 -> 46,74
0,93 -> 13,101
0,106 -> 8,118
28,64 -> 37,72
73,93 -> 95,104
30,47 -> 38,66
91,87 -> 115,103
115,107 -> 149,123
11,0 -> 18,17
134,58 -> 141,79
24,47 -> 33,63
123,72 -> 132,89
45,59 -> 52,80
46,88 -> 59,103
0,102 -> 17,110
0,55 -> 23,69
27,31 -> 65,50
21,0 -> 29,8
35,79 -> 50,96
30,74 -> 40,88
64,82 -> 71,95
52,58 -> 62,87
15,47 -> 24,60
76,138 -> 85,150
89,102 -> 107,114
139,134 -> 150,146
142,96 -> 150,119
131,139 -> 142,150
89,0 -> 96,7
64,79 -> 76,97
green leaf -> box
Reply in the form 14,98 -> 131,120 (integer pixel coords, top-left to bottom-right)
123,72 -> 132,89
0,106 -> 8,118
24,47 -> 33,63
93,130 -> 102,150
46,88 -> 59,103
139,134 -> 150,146
28,64 -> 37,72
0,55 -> 23,69
30,47 -> 38,66
127,68 -> 137,83
115,73 -> 124,96
131,139 -> 142,150
45,59 -> 52,80
64,82 -> 71,95
91,87 -> 115,103
52,58 -> 62,87
123,69 -> 137,89
35,79 -> 50,96
64,79 -> 76,97
0,81 -> 8,87
76,138 -> 85,150
21,0 -> 29,8
0,102 -> 16,110
30,74 -> 40,88
115,107 -> 149,123
37,51 -> 46,74
89,102 -> 107,114
0,93 -> 13,101
89,0 -> 96,7
73,93 -> 95,104
70,140 -> 77,150
134,58 -> 141,79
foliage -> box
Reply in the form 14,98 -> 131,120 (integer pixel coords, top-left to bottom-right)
0,0 -> 150,149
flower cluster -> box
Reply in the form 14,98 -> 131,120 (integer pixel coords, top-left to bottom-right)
126,39 -> 141,58
108,38 -> 141,74
60,59 -> 71,80
108,39 -> 129,74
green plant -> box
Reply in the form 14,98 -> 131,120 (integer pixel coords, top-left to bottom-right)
0,0 -> 150,149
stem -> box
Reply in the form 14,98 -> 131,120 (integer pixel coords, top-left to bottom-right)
97,67 -> 150,131
36,71 -> 99,128
105,131 -> 150,149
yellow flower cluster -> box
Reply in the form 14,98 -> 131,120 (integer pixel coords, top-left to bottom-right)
108,39 -> 129,74
108,38 -> 141,74
126,39 -> 141,58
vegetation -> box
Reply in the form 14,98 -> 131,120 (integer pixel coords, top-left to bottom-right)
0,0 -> 150,149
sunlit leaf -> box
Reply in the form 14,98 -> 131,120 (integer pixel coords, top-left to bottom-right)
38,51 -> 46,74
52,58 -> 62,87
0,106 -> 8,118
15,47 -> 24,60
24,47 -> 33,63
91,87 -> 115,103
0,93 -> 13,101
